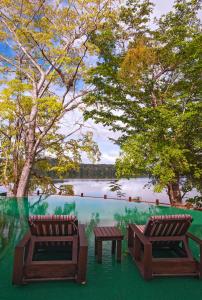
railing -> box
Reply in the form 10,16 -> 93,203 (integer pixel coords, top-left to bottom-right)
78,193 -> 185,207
34,191 -> 192,209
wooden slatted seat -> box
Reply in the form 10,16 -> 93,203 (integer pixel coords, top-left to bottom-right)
128,214 -> 202,280
12,215 -> 88,285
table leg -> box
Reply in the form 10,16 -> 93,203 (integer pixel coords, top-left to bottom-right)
117,240 -> 122,262
97,240 -> 102,263
112,240 -> 116,254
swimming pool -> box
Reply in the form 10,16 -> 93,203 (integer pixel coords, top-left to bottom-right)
0,196 -> 202,300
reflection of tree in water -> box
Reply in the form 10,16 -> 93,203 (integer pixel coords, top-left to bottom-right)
114,205 -> 160,253
114,206 -> 159,236
86,212 -> 100,237
29,197 -> 100,237
29,194 -> 50,215
54,202 -> 76,216
0,197 -> 28,260
29,195 -> 77,216
0,196 -> 78,261
29,202 -> 49,215
109,180 -> 126,199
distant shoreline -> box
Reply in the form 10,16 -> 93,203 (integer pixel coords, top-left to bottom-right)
53,177 -> 147,182
53,178 -> 116,182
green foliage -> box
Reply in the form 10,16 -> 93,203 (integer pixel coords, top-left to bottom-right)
109,180 -> 126,198
186,196 -> 202,209
84,0 -> 202,202
59,185 -> 74,196
54,202 -> 76,216
86,212 -> 100,237
0,0 -> 116,195
53,163 -> 116,179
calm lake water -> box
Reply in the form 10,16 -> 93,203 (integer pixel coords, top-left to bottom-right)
55,178 -> 198,203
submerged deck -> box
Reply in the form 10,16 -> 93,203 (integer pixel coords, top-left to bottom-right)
1,196 -> 202,300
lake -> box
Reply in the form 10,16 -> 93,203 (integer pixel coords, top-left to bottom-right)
54,177 -> 198,203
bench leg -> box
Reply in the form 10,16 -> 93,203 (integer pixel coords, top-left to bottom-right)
117,240 -> 122,262
128,225 -> 134,248
97,240 -> 102,263
95,238 -> 98,256
143,243 -> 152,280
134,235 -> 141,261
77,245 -> 88,284
200,244 -> 202,279
112,240 -> 116,254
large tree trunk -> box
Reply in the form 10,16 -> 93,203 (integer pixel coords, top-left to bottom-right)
16,101 -> 38,197
12,152 -> 19,196
167,180 -> 182,204
16,158 -> 33,197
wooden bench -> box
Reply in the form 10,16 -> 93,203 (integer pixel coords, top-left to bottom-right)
128,215 -> 201,280
12,215 -> 88,285
94,226 -> 123,263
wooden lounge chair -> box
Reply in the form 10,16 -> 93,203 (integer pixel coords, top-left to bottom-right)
12,215 -> 88,285
128,214 -> 201,280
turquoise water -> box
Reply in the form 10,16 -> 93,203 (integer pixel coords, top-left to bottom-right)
0,196 -> 202,300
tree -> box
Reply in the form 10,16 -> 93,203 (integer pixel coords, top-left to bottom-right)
84,0 -> 202,204
0,0 -> 116,196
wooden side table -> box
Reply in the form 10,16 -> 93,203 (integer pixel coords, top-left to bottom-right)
94,226 -> 124,263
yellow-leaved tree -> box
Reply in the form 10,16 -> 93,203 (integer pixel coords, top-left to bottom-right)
0,0 -> 116,196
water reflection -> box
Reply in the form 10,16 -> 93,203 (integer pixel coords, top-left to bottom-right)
114,206 -> 159,235
29,197 -> 99,236
86,213 -> 100,237
0,197 -> 28,260
1,196 -> 202,263
56,178 -> 198,203
54,202 -> 76,216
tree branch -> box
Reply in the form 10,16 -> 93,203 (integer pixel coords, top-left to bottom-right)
0,54 -> 34,82
0,14 -> 45,78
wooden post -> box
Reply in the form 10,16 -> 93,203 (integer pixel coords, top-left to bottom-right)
104,194 -> 107,199
129,197 -> 132,202
156,199 -> 160,206
81,193 -> 84,197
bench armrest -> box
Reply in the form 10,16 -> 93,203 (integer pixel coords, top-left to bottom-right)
128,224 -> 150,245
78,224 -> 88,247
12,231 -> 31,285
16,231 -> 31,248
186,232 -> 202,245
77,224 -> 88,284
187,232 -> 202,278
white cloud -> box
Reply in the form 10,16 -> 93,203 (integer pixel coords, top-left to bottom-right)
152,0 -> 174,17
100,150 -> 120,164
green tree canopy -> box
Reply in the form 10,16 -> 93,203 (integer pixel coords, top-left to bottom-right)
0,0 -> 118,196
85,0 -> 202,204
